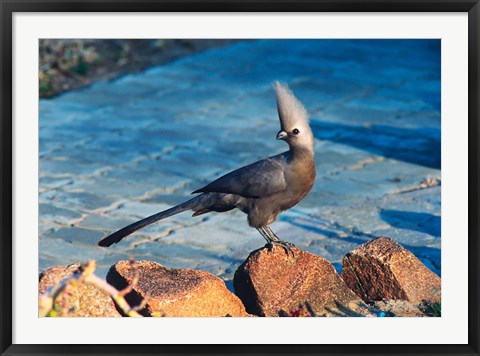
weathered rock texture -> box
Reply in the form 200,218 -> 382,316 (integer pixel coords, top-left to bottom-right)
341,236 -> 441,304
107,260 -> 248,317
233,245 -> 372,317
39,264 -> 121,317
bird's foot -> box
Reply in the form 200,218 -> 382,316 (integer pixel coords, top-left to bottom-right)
267,240 -> 296,256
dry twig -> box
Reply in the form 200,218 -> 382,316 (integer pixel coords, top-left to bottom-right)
39,260 -> 143,317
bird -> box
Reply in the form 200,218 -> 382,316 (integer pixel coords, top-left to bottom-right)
98,82 -> 316,253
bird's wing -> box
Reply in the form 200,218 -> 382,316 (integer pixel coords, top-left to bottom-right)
192,155 -> 288,198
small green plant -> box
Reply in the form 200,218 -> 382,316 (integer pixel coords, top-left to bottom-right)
72,59 -> 89,76
420,301 -> 441,317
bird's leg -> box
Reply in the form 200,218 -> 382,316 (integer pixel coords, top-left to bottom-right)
262,226 -> 279,241
257,227 -> 274,245
260,227 -> 277,252
257,227 -> 280,252
265,226 -> 295,246
263,226 -> 295,256
264,226 -> 280,241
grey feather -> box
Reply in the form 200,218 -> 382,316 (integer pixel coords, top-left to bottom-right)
98,196 -> 203,247
192,154 -> 288,198
274,81 -> 309,131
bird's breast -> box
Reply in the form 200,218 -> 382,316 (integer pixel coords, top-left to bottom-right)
289,157 -> 316,193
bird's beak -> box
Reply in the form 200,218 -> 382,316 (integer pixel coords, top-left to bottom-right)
276,130 -> 288,140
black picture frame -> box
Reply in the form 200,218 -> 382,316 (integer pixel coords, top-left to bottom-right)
1,1 -> 478,355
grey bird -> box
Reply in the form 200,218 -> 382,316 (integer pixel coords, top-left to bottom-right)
98,82 -> 316,252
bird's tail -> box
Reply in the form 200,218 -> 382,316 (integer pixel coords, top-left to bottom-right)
98,195 -> 202,247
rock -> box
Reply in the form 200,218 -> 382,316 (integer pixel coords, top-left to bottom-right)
341,236 -> 441,304
39,264 -> 121,317
233,245 -> 372,317
107,260 -> 249,317
39,264 -> 80,295
372,299 -> 426,317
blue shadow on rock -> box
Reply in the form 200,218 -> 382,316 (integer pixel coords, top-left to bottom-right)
310,121 -> 440,169
380,209 -> 441,238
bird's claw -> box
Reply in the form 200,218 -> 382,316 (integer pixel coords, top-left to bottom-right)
267,240 -> 296,256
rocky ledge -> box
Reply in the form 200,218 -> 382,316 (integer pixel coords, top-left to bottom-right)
39,236 -> 441,317
106,260 -> 248,317
234,245 -> 372,317
39,264 -> 121,317
341,236 -> 441,304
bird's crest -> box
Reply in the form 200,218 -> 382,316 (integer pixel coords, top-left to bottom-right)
274,81 -> 309,130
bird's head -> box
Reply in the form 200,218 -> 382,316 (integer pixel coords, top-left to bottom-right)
274,82 -> 314,153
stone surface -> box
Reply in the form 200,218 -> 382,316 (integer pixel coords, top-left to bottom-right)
107,260 -> 248,317
39,264 -> 121,317
372,299 -> 427,317
341,236 -> 441,304
233,245 -> 372,317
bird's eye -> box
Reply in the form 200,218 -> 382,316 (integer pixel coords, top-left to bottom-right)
292,128 -> 300,135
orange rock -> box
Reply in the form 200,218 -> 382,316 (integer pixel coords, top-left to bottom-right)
107,260 -> 249,317
341,236 -> 441,304
39,264 -> 80,295
233,245 -> 372,317
39,264 -> 121,317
